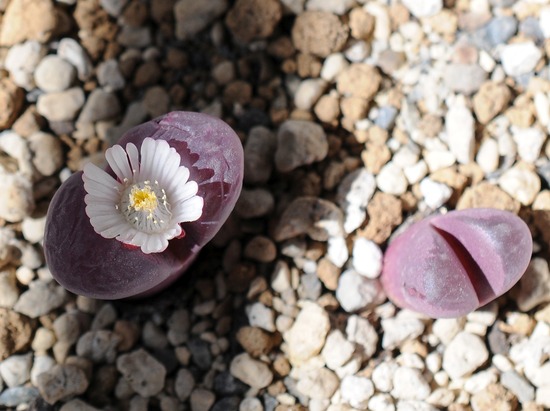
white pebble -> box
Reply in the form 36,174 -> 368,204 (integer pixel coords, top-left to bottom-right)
391,367 -> 431,400
336,269 -> 383,312
419,178 -> 452,209
321,53 -> 349,82
476,138 -> 499,174
511,126 -> 546,164
500,42 -> 542,77
401,0 -> 442,17
498,165 -> 541,205
340,375 -> 375,408
321,329 -> 355,370
352,237 -> 382,279
294,78 -> 327,110
443,332 -> 489,380
245,302 -> 276,332
376,162 -> 408,195
404,160 -> 428,185
445,104 -> 475,164
327,236 -> 349,268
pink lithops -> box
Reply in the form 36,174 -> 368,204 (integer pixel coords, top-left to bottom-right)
44,112 -> 243,299
380,208 -> 533,318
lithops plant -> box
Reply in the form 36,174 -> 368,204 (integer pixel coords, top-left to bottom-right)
380,208 -> 533,318
44,111 -> 244,299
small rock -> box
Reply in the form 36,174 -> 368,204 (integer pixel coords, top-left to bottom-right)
244,236 -> 277,263
297,367 -> 340,399
4,40 -> 46,90
175,368 -> 195,401
225,0 -> 282,43
0,79 -> 25,129
402,0 -> 442,17
292,10 -> 348,57
0,308 -> 33,360
500,42 -> 542,77
274,197 -> 344,242
76,330 -> 121,363
246,302 -> 276,332
320,53 -> 349,82
391,367 -> 431,400
346,314 -> 378,359
337,168 -> 376,233
443,332 -> 489,380
337,63 -> 381,101
275,120 -> 328,173
446,103 -> 475,164
77,88 -> 121,124
0,0 -> 56,46
57,38 -> 93,81
500,370 -> 535,403
498,164 -> 540,206
190,388 -> 216,411
239,397 -> 263,411
14,280 -> 66,318
36,365 -> 89,405
470,383 -> 517,411
0,270 -> 20,308
512,127 -> 546,164
351,237 -> 382,279
36,87 -> 86,122
476,138 -> 500,173
516,258 -> 550,312
372,361 -> 399,393
230,353 -> 273,389
166,309 -> 190,347
0,353 -> 32,387
537,385 -> 550,408
0,387 -> 39,407
340,375 -> 374,408
419,178 -> 452,209
361,192 -> 402,244
336,269 -> 385,312
116,26 -> 152,48
321,330 -> 355,370
213,371 -> 248,396
116,349 -> 166,397
376,162 -> 408,196
236,326 -> 275,357
473,82 -> 512,124
30,354 -> 55,386
381,316 -> 425,350
244,126 -> 277,184
443,64 -> 487,96
174,0 -> 227,40
187,338 -> 212,370
28,132 -> 63,177
97,59 -> 126,91
34,55 -> 76,92
294,78 -> 327,110
283,302 -> 330,364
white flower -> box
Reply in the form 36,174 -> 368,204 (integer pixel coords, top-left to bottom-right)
82,137 -> 203,254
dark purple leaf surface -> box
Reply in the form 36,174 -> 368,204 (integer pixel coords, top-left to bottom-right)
44,112 -> 244,299
380,208 -> 532,318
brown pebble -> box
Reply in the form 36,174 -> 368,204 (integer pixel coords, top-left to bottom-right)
113,320 -> 140,352
292,10 -> 348,58
244,236 -> 277,263
0,78 -> 25,128
225,0 -> 282,43
470,383 -> 517,411
316,257 -> 340,291
236,326 -> 276,357
456,181 -> 520,212
473,82 -> 512,124
337,63 -> 381,101
360,192 -> 403,244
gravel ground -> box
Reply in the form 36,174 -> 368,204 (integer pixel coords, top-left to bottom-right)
0,0 -> 550,410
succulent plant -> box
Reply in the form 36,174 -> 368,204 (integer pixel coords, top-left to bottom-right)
44,112 -> 244,299
380,208 -> 533,318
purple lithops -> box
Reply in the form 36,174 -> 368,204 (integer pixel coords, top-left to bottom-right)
380,208 -> 533,318
44,112 -> 244,299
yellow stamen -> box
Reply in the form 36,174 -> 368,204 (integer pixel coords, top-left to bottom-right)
129,185 -> 158,213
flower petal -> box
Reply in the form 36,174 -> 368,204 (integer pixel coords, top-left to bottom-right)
172,196 -> 204,222
126,143 -> 140,179
105,145 -> 133,182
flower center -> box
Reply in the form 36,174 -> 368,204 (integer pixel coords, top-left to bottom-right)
119,181 -> 173,234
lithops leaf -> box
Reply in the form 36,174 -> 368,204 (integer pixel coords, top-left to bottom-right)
380,208 -> 532,318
